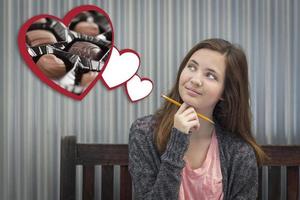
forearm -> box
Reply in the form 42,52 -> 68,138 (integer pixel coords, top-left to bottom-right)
130,128 -> 190,200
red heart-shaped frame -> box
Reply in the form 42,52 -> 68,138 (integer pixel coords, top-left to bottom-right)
18,5 -> 114,100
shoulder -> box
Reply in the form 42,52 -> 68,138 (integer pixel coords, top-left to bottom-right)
129,114 -> 157,141
128,115 -> 160,160
130,114 -> 157,130
130,114 -> 157,132
216,126 -> 256,163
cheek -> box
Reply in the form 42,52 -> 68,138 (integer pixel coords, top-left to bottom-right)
179,70 -> 190,85
178,72 -> 187,95
209,86 -> 224,100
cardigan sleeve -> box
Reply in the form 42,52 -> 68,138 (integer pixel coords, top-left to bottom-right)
128,118 -> 190,200
229,143 -> 258,200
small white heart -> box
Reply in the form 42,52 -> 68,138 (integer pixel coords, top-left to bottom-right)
126,75 -> 153,102
102,46 -> 140,89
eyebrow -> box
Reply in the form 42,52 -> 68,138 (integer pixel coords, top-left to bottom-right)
190,60 -> 199,65
189,59 -> 220,75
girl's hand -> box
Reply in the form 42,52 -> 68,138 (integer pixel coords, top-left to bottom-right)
174,103 -> 200,134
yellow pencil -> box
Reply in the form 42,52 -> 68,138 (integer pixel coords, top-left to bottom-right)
161,94 -> 215,125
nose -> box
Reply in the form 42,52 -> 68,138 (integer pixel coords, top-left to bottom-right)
190,78 -> 203,87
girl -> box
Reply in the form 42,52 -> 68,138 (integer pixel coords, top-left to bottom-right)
128,38 -> 265,199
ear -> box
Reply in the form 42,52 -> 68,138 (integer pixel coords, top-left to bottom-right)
219,97 -> 225,101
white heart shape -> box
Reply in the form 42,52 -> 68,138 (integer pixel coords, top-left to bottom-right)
126,75 -> 153,102
102,46 -> 140,89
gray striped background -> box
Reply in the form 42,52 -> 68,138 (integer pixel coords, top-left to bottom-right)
1,0 -> 300,199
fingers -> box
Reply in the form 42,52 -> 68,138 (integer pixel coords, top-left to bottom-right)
182,107 -> 196,117
187,120 -> 201,130
176,102 -> 198,121
177,102 -> 189,114
174,102 -> 200,134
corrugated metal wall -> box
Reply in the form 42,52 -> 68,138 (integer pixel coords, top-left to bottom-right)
1,0 -> 299,199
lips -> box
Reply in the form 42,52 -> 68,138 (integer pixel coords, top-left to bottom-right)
185,86 -> 202,96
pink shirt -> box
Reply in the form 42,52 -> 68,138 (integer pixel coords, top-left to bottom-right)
179,129 -> 224,200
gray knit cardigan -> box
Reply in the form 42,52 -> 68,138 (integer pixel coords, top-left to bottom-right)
128,115 -> 258,200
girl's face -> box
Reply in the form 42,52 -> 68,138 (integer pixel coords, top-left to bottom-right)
178,49 -> 226,115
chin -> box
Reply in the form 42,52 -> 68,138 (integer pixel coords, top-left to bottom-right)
181,95 -> 199,108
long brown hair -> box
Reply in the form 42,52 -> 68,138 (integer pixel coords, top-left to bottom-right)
154,38 -> 266,165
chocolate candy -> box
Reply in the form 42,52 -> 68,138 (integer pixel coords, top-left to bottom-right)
26,30 -> 57,47
36,54 -> 66,79
80,71 -> 98,86
73,21 -> 100,36
33,18 -> 47,24
67,41 -> 103,60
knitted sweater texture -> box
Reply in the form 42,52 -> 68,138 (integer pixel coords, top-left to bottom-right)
128,115 -> 258,200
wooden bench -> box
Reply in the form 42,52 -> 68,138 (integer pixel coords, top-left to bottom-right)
60,136 -> 131,200
60,136 -> 300,200
259,146 -> 300,200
